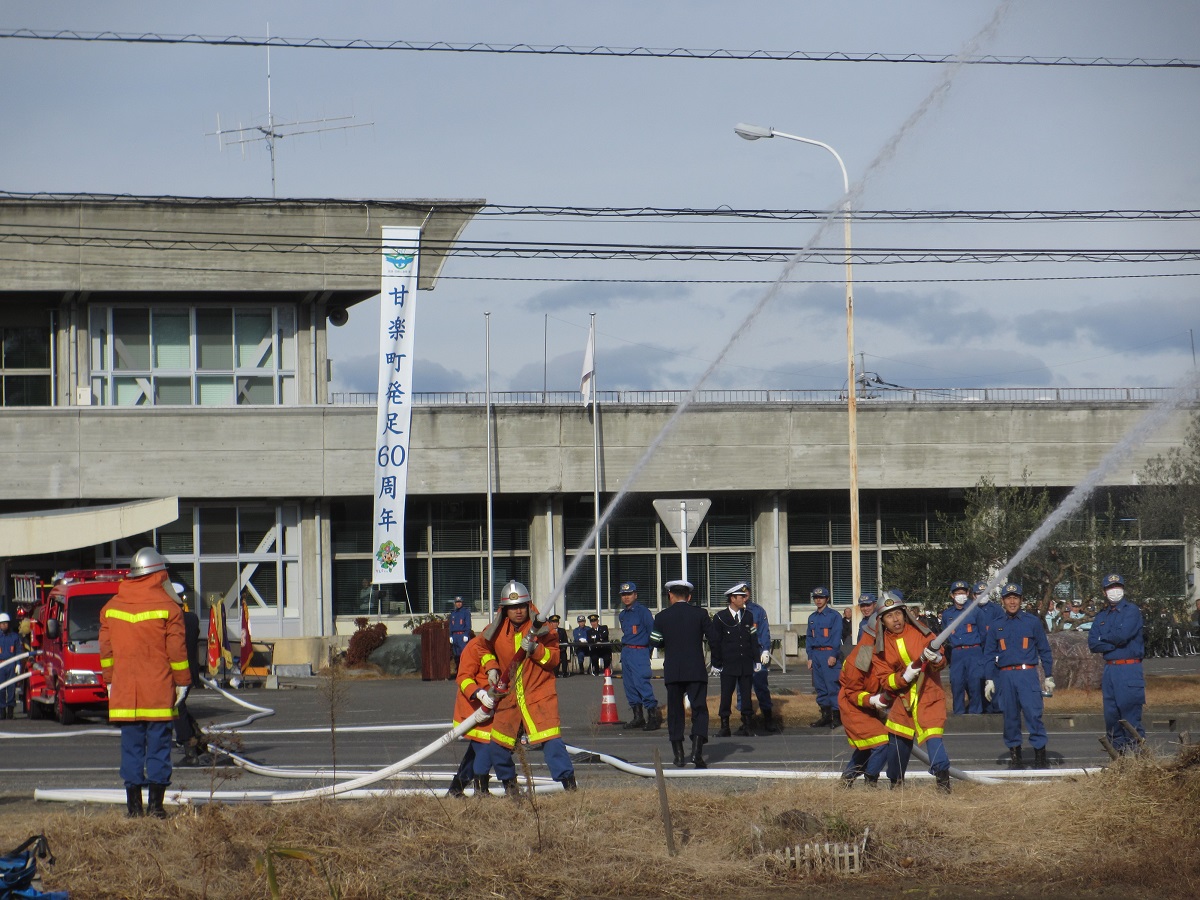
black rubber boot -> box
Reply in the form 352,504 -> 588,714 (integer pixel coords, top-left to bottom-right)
558,774 -> 578,792
718,716 -> 731,737
1033,747 -> 1048,769
889,778 -> 904,790
642,706 -> 662,732
624,705 -> 645,729
863,774 -> 880,787
125,786 -> 144,818
502,778 -> 521,798
809,706 -> 833,728
936,770 -> 952,794
179,739 -> 201,767
472,775 -> 491,796
146,783 -> 168,819
830,708 -> 842,729
761,712 -> 781,734
735,715 -> 752,737
690,736 -> 707,769
1009,746 -> 1023,770
840,769 -> 861,787
447,775 -> 467,798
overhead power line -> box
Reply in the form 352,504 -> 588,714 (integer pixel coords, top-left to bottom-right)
1,228 -> 1196,265
2,29 -> 1198,69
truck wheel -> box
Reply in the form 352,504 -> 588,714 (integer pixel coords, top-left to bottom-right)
55,693 -> 76,726
28,698 -> 44,720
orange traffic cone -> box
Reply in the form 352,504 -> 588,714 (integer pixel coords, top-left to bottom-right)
598,667 -> 621,725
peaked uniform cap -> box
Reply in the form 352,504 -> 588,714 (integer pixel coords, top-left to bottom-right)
1102,573 -> 1125,588
618,581 -> 638,594
724,582 -> 750,597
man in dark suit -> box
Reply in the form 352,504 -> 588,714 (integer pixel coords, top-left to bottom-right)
650,580 -> 712,769
709,585 -> 759,738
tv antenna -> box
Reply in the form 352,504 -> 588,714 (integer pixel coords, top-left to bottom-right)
207,28 -> 372,196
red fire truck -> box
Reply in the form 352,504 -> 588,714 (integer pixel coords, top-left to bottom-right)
25,569 -> 127,725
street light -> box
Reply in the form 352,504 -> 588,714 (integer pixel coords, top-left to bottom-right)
734,123 -> 861,607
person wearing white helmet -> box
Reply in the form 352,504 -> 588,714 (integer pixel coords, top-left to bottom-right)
0,613 -> 22,719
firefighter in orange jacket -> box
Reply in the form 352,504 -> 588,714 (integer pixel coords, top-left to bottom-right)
448,634 -> 513,796
98,547 -> 191,818
486,581 -> 577,793
870,590 -> 952,792
837,612 -> 889,786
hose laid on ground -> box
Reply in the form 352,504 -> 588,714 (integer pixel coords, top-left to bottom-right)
34,781 -> 565,805
0,669 -> 31,694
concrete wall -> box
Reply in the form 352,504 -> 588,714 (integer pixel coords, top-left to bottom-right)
0,401 -> 1186,501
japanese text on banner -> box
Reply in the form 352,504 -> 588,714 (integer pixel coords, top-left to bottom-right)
373,226 -> 421,583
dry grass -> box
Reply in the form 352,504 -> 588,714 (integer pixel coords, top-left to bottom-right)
6,747 -> 1200,899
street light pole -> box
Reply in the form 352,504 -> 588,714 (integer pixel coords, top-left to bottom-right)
735,123 -> 861,607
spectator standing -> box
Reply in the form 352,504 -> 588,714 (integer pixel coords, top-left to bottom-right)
806,587 -> 843,728
709,584 -> 758,738
650,580 -> 712,768
448,597 -> 472,672
984,583 -> 1054,769
1088,573 -> 1146,754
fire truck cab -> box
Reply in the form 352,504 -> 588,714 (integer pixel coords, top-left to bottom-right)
25,569 -> 127,725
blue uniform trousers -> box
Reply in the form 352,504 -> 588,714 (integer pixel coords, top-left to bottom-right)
489,737 -> 572,781
998,668 -> 1047,750
737,667 -> 773,715
886,734 -> 950,783
948,645 -> 985,715
120,721 -> 174,787
0,680 -> 15,710
844,744 -> 889,779
454,741 -> 513,782
1102,662 -> 1145,752
620,646 -> 658,710
809,650 -> 840,709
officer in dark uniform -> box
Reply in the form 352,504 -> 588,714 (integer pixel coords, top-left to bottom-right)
587,614 -> 611,675
650,580 -> 712,768
1088,573 -> 1146,754
735,583 -> 781,733
571,615 -> 590,674
549,615 -> 571,678
806,586 -> 843,728
940,580 -> 985,715
984,583 -> 1054,769
448,597 -> 472,672
710,584 -> 759,738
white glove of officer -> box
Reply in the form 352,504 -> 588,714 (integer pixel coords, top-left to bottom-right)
1043,677 -> 1055,694
984,680 -> 996,702
474,688 -> 495,710
520,633 -> 539,654
753,663 -> 763,673
868,693 -> 890,711
709,666 -> 722,676
174,685 -> 188,707
487,668 -> 500,687
760,650 -> 771,666
901,661 -> 922,684
921,646 -> 944,666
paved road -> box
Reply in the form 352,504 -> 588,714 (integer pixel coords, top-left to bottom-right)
3,657 -> 1196,797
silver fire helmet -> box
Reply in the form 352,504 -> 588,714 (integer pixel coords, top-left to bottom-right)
128,546 -> 169,578
498,580 -> 531,607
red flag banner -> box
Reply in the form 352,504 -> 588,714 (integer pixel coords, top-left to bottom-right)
207,596 -> 231,677
239,598 -> 253,674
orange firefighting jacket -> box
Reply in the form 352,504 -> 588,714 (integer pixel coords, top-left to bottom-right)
489,610 -> 561,749
871,622 -> 947,744
452,635 -> 501,744
98,571 -> 191,722
837,634 -> 888,749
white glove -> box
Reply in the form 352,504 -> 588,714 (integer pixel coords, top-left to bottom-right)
520,634 -> 538,654
1043,677 -> 1055,694
984,680 -> 995,702
709,666 -> 722,676
901,661 -> 922,684
868,693 -> 889,711
487,668 -> 500,687
174,685 -> 188,707
760,650 -> 771,666
921,646 -> 944,666
754,662 -> 763,673
474,688 -> 495,710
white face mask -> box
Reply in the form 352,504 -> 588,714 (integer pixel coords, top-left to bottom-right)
952,592 -> 968,605
975,594 -> 989,605
1105,587 -> 1124,603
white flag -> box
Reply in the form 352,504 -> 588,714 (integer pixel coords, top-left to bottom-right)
580,320 -> 595,407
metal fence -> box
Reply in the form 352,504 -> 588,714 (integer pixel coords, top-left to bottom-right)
328,387 -> 1174,407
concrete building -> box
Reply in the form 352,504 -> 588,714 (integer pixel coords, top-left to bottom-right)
1,195 -> 1192,669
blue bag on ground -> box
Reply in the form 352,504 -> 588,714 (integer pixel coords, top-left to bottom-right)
0,834 -> 67,899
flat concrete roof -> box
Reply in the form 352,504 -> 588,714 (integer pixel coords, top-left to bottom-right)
0,193 -> 485,297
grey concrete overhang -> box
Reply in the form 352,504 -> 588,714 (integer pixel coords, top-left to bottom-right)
0,497 -> 178,556
0,193 -> 485,295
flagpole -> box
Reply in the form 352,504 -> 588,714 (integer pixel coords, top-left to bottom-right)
485,312 -> 495,620
590,313 -> 601,619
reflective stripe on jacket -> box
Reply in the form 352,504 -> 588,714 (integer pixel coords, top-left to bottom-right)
489,612 -> 562,748
872,624 -> 946,744
837,636 -> 888,749
452,636 -> 500,743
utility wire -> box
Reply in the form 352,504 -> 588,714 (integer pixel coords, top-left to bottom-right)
2,29 -> 1197,68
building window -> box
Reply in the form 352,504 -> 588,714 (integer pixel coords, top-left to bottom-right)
1,324 -> 52,406
89,305 -> 296,406
329,498 -> 531,618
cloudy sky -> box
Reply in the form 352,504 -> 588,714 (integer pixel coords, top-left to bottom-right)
3,1 -> 1197,395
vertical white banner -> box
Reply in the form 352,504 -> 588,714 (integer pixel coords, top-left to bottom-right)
373,226 -> 421,583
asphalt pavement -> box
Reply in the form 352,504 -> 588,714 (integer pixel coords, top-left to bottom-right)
3,654 -> 1196,799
